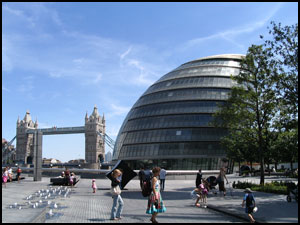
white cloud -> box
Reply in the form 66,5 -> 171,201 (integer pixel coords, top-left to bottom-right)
2,35 -> 14,72
2,85 -> 10,92
120,46 -> 132,60
182,3 -> 284,51
109,104 -> 131,117
3,3 -> 171,91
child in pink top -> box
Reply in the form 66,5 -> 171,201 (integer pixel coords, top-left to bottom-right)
92,179 -> 97,193
200,179 -> 209,207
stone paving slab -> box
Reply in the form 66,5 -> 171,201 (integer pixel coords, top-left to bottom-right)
44,178 -> 242,223
2,175 -> 52,223
2,174 -> 298,223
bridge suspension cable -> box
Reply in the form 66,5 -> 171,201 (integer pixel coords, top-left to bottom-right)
2,136 -> 17,164
96,131 -> 115,151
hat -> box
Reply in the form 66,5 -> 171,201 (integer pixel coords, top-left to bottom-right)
244,188 -> 253,193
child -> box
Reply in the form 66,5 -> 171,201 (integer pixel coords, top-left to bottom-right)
242,188 -> 256,223
191,187 -> 202,207
69,173 -> 75,187
92,179 -> 97,193
199,181 -> 209,207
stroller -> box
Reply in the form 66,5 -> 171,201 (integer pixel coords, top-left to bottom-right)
206,176 -> 218,195
286,182 -> 298,202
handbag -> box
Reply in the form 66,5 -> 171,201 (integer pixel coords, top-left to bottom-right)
111,185 -> 121,195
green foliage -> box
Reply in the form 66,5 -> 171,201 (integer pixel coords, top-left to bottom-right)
212,22 -> 298,185
233,180 -> 289,195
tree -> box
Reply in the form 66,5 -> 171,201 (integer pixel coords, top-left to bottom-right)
214,22 -> 298,185
214,44 -> 279,185
263,22 -> 298,172
263,22 -> 298,120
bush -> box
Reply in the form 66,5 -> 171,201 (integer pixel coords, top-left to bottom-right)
233,181 -> 289,195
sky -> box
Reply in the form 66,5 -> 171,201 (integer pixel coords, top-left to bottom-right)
2,2 -> 298,162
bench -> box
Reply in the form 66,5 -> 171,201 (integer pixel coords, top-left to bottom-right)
50,176 -> 80,186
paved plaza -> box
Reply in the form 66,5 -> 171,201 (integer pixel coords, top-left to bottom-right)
2,174 -> 298,223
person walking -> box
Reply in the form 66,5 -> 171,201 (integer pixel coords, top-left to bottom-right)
8,166 -> 13,182
110,169 -> 124,221
92,179 -> 97,193
146,167 -> 166,223
242,188 -> 256,223
196,169 -> 203,188
138,167 -> 146,190
16,167 -> 22,183
159,168 -> 167,191
2,168 -> 9,188
217,167 -> 229,196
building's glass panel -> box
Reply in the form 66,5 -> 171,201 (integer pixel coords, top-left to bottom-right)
156,66 -> 240,83
129,101 -> 224,120
145,76 -> 235,96
123,114 -> 214,132
134,88 -> 231,108
172,59 -> 240,72
123,128 -> 227,145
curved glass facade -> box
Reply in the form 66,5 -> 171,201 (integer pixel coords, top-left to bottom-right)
113,54 -> 244,170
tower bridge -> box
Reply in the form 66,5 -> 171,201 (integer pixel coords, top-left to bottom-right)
26,126 -> 86,135
2,106 -> 115,180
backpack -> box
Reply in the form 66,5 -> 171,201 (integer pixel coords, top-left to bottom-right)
246,194 -> 254,207
142,176 -> 152,197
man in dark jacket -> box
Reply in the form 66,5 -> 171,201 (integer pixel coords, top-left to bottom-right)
196,169 -> 202,188
138,167 -> 146,190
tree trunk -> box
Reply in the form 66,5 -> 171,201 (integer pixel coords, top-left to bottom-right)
275,162 -> 278,171
238,161 -> 241,176
268,163 -> 271,176
260,156 -> 265,185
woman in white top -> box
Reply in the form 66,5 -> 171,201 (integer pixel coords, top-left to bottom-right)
146,167 -> 166,223
2,168 -> 9,188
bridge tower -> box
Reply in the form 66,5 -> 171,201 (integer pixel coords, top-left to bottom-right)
85,105 -> 105,167
16,111 -> 38,164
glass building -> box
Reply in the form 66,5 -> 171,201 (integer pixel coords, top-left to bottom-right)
113,54 -> 244,170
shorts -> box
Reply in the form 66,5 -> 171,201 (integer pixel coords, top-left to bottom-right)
245,206 -> 254,214
219,181 -> 226,192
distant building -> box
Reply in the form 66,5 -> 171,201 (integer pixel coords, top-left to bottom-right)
43,158 -> 62,164
105,151 -> 112,162
68,159 -> 86,164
